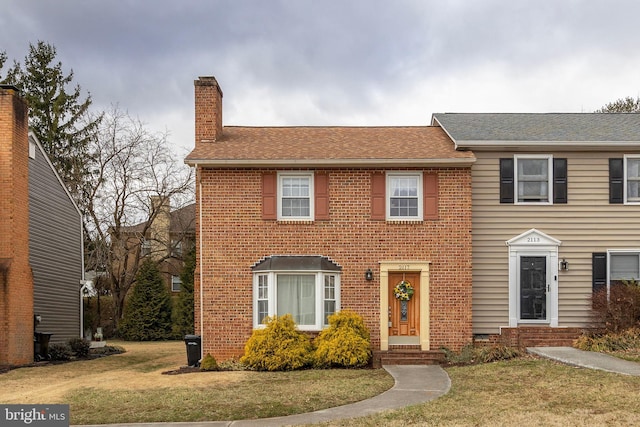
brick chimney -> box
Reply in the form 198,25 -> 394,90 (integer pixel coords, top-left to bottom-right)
194,76 -> 223,145
0,85 -> 34,365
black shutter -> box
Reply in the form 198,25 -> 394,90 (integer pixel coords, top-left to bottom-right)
609,158 -> 624,204
553,158 -> 567,204
592,252 -> 607,294
500,158 -> 514,203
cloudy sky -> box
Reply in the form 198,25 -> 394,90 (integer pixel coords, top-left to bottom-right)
2,0 -> 640,156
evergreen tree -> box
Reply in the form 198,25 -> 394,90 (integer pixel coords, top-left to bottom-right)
3,41 -> 101,201
119,258 -> 173,341
172,247 -> 196,338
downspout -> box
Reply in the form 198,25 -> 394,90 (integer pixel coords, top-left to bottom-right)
197,164 -> 204,360
79,209 -> 86,339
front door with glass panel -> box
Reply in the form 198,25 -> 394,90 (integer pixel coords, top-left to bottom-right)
388,272 -> 420,342
519,256 -> 547,321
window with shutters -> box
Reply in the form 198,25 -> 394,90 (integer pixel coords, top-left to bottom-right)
500,156 -> 567,204
593,250 -> 640,298
609,156 -> 640,204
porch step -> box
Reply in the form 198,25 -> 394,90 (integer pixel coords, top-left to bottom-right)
373,348 -> 445,368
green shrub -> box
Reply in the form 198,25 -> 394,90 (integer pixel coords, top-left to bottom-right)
314,310 -> 371,368
240,314 -> 313,371
68,338 -> 91,358
49,343 -> 73,361
200,353 -> 218,371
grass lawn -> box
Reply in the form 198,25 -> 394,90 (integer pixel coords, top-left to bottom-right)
1,340 -> 640,426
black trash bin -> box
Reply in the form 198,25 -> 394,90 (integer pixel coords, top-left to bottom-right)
184,334 -> 201,367
34,332 -> 53,361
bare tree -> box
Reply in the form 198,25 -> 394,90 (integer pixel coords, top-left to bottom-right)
595,96 -> 640,113
83,105 -> 193,329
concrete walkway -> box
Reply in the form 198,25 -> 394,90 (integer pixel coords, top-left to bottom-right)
528,346 -> 640,376
74,365 -> 451,427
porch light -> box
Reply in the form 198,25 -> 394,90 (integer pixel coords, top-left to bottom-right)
365,268 -> 374,281
560,259 -> 569,271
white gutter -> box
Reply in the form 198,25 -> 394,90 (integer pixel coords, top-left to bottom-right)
197,164 -> 204,360
185,157 -> 475,168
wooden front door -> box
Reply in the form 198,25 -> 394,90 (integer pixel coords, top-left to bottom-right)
388,272 -> 420,337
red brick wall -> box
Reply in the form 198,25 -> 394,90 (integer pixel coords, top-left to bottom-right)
194,167 -> 472,361
0,87 -> 34,366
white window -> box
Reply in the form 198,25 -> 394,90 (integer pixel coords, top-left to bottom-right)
253,271 -> 340,330
624,155 -> 640,203
387,172 -> 423,220
609,251 -> 640,282
171,275 -> 182,292
278,172 -> 314,220
141,239 -> 151,256
515,155 -> 552,203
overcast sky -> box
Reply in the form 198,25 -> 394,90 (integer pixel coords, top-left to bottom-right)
2,0 -> 640,156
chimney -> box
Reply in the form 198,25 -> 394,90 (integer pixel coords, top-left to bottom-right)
149,196 -> 171,261
194,76 -> 223,145
0,85 -> 34,365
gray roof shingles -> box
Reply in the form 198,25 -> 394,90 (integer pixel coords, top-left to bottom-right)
432,113 -> 640,143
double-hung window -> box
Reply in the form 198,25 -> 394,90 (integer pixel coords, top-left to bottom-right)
171,275 -> 182,292
592,250 -> 640,296
500,156 -> 567,204
278,172 -> 314,220
252,256 -> 341,330
515,155 -> 552,203
386,172 -> 423,220
625,156 -> 640,203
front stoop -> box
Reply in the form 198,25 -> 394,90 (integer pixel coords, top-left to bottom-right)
373,347 -> 445,368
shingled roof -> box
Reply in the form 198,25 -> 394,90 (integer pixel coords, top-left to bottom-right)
432,113 -> 640,149
185,125 -> 475,167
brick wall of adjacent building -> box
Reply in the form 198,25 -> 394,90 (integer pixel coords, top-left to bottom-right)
0,86 -> 34,366
194,166 -> 473,361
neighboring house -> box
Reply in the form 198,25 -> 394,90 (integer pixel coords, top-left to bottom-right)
29,131 -> 84,345
433,113 -> 640,346
185,77 -> 475,362
0,85 -> 84,366
118,198 -> 195,294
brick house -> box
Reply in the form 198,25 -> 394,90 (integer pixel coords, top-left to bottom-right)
185,77 -> 475,362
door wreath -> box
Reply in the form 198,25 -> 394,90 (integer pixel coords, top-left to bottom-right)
393,280 -> 414,301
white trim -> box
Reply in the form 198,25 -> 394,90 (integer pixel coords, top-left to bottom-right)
623,155 -> 640,204
506,229 -> 560,327
513,154 -> 553,205
277,172 -> 314,221
386,171 -> 424,221
184,158 -> 476,168
252,271 -> 341,331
